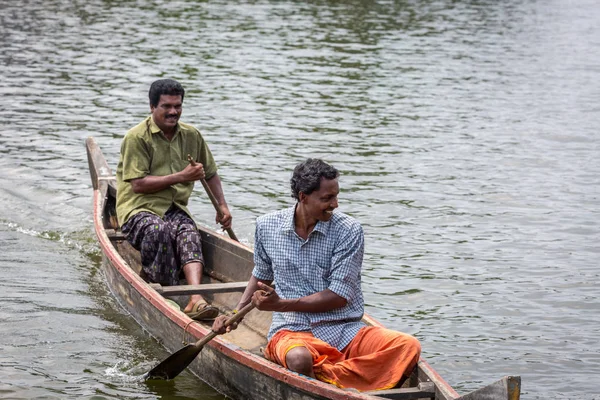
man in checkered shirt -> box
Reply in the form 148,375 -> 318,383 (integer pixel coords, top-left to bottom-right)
213,158 -> 421,391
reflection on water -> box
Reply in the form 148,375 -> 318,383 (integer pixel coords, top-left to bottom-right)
1,0 -> 599,399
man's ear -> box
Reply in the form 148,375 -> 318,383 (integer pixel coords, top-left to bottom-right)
298,192 -> 306,203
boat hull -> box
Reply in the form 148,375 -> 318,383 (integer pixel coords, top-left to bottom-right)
86,136 -> 519,400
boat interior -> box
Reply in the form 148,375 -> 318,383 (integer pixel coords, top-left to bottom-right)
87,136 -> 520,400
102,201 -> 270,356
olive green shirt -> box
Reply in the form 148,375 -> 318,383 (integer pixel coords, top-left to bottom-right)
116,116 -> 217,225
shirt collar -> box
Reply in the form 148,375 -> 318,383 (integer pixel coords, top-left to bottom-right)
281,206 -> 296,232
147,116 -> 180,137
281,204 -> 331,237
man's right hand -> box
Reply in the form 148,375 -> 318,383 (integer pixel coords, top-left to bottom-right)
179,162 -> 205,182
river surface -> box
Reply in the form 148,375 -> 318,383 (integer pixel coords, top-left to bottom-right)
1,0 -> 598,399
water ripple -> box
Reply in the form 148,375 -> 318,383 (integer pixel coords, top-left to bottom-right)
1,0 -> 599,399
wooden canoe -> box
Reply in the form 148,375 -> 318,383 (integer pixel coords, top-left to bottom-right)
86,136 -> 521,400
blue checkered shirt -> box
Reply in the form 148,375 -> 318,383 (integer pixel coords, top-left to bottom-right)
252,205 -> 366,350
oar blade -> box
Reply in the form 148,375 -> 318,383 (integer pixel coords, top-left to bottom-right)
143,301 -> 257,380
144,344 -> 203,380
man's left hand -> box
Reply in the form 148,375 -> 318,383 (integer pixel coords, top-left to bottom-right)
216,206 -> 232,229
253,282 -> 284,311
212,314 -> 240,334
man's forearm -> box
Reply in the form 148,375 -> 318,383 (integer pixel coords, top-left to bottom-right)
284,289 -> 347,313
254,287 -> 348,313
131,174 -> 182,194
206,173 -> 227,206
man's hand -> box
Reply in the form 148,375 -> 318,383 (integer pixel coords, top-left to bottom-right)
212,313 -> 241,335
252,282 -> 283,311
216,205 -> 232,230
179,162 -> 205,182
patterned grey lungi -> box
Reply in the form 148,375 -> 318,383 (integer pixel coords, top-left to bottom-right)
121,206 -> 204,286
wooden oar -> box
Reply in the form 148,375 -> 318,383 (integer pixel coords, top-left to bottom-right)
187,155 -> 238,241
144,301 -> 254,380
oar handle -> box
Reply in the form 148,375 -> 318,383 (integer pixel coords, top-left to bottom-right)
187,155 -> 239,242
193,301 -> 256,349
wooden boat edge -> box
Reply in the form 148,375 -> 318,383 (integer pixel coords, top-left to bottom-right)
86,136 -> 520,400
86,137 -> 384,399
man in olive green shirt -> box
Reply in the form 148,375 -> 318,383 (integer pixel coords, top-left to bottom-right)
116,79 -> 232,320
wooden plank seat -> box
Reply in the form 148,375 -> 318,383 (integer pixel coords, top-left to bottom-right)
105,229 -> 127,241
366,382 -> 436,400
149,281 -> 248,296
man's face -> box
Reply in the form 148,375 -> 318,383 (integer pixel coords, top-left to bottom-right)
300,178 -> 339,222
151,94 -> 182,133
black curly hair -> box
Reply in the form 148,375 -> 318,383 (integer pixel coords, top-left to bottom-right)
290,158 -> 339,200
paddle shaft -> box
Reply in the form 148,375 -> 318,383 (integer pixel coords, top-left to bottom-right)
192,301 -> 255,349
144,301 -> 257,380
187,155 -> 238,241
146,285 -> 272,380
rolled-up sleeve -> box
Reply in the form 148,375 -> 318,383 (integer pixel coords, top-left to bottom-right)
252,220 -> 274,280
328,222 -> 364,302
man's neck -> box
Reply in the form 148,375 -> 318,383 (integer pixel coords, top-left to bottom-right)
294,204 -> 317,240
163,128 -> 176,141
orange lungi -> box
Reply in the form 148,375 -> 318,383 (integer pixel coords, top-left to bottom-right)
264,326 -> 421,392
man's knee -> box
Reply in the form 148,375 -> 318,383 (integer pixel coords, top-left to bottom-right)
177,221 -> 200,240
383,330 -> 421,361
142,220 -> 169,242
406,334 -> 421,355
400,334 -> 421,364
285,347 -> 314,376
